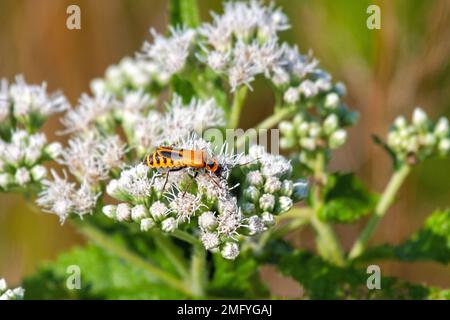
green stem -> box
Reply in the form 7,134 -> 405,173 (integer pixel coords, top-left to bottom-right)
172,229 -> 201,245
310,153 -> 345,266
190,244 -> 207,297
348,164 -> 411,259
228,86 -> 248,128
75,222 -> 191,296
153,231 -> 190,280
169,0 -> 200,28
236,106 -> 297,149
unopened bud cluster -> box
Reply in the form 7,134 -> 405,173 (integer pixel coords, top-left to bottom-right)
279,89 -> 357,170
0,278 -> 24,300
387,107 -> 450,164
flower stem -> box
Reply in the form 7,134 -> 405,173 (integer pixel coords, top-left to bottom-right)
348,164 -> 411,259
190,244 -> 207,297
228,86 -> 248,129
75,222 -> 191,296
172,229 -> 201,245
310,153 -> 345,266
153,231 -> 190,280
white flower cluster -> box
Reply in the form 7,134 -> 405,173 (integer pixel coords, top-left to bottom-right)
102,138 -> 307,260
128,95 -> 225,156
279,89 -> 357,170
387,107 -> 450,164
0,75 -> 69,129
36,170 -> 99,224
0,278 -> 25,300
91,56 -> 170,95
141,27 -> 196,77
0,130 -> 62,191
59,132 -> 126,186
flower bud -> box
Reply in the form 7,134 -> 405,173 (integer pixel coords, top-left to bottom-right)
102,205 -> 117,219
31,165 -> 47,181
140,218 -> 155,232
259,193 -> 275,212
261,212 -> 275,226
241,202 -> 255,214
276,196 -> 293,214
325,92 -> 340,109
329,129 -> 347,149
161,217 -> 176,233
280,180 -> 294,197
435,117 -> 449,137
412,107 -> 427,127
246,170 -> 264,187
438,138 -> 450,154
221,242 -> 240,260
323,114 -> 339,134
264,176 -> 281,194
279,121 -> 294,135
248,215 -> 265,235
394,116 -> 407,129
131,204 -> 148,222
45,142 -> 63,159
244,185 -> 260,203
116,203 -> 131,222
150,201 -> 168,221
197,212 -> 217,231
15,167 -> 30,186
293,180 -> 309,200
0,173 -> 14,189
284,87 -> 300,104
201,232 -> 220,250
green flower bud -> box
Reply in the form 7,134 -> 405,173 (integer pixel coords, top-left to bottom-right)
244,185 -> 260,203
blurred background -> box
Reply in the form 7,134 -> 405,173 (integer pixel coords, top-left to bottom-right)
1,0 -> 449,295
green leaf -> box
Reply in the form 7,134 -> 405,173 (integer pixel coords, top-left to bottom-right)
208,252 -> 269,298
263,240 -> 440,299
319,173 -> 378,223
23,244 -> 186,299
358,209 -> 450,264
170,0 -> 200,28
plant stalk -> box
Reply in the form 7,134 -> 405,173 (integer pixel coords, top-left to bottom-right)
348,164 -> 411,259
76,222 -> 191,296
228,86 -> 248,129
153,231 -> 190,280
190,244 -> 207,297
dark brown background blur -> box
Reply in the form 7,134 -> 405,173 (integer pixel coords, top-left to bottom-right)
1,0 -> 449,293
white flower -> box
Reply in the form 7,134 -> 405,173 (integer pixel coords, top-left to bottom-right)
140,218 -> 155,232
131,204 -> 148,222
61,93 -> 116,133
167,188 -> 203,223
264,176 -> 282,194
161,217 -> 177,233
141,27 -> 195,76
261,212 -> 275,226
198,211 -> 218,231
325,92 -> 340,109
31,165 -> 47,181
0,173 -> 13,189
14,167 -> 31,186
438,138 -> 450,154
259,193 -> 275,212
284,87 -> 300,104
102,204 -> 117,219
8,75 -> 69,118
246,170 -> 264,186
329,129 -> 347,149
412,107 -> 427,126
0,79 -> 9,122
74,183 -> 99,217
221,242 -> 240,260
201,232 -> 220,250
277,196 -> 293,214
150,201 -> 168,221
0,278 -> 24,300
45,142 -> 63,159
247,215 -> 265,235
323,114 -> 339,134
217,197 -> 242,237
435,117 -> 449,137
116,203 -> 131,222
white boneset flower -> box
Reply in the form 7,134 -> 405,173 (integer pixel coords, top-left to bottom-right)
140,218 -> 155,232
198,211 -> 218,231
0,173 -> 13,189
247,215 -> 265,235
435,117 -> 449,137
324,92 -> 340,109
141,27 -> 195,76
116,203 -> 131,222
15,167 -> 31,186
221,242 -> 240,260
259,193 -> 275,212
277,196 -> 293,214
280,180 -> 294,197
102,204 -> 117,219
412,107 -> 427,127
323,114 -> 339,134
0,278 -> 6,291
261,212 -> 275,226
246,170 -> 264,187
264,176 -> 282,194
150,201 -> 168,221
73,183 -> 98,217
131,204 -> 148,222
244,185 -> 261,203
201,232 -> 220,250
217,197 -> 242,237
45,142 -> 63,159
161,217 -> 177,233
438,138 -> 450,154
31,165 -> 47,181
168,190 -> 203,223
394,116 -> 407,129
284,87 -> 300,104
329,129 -> 347,149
